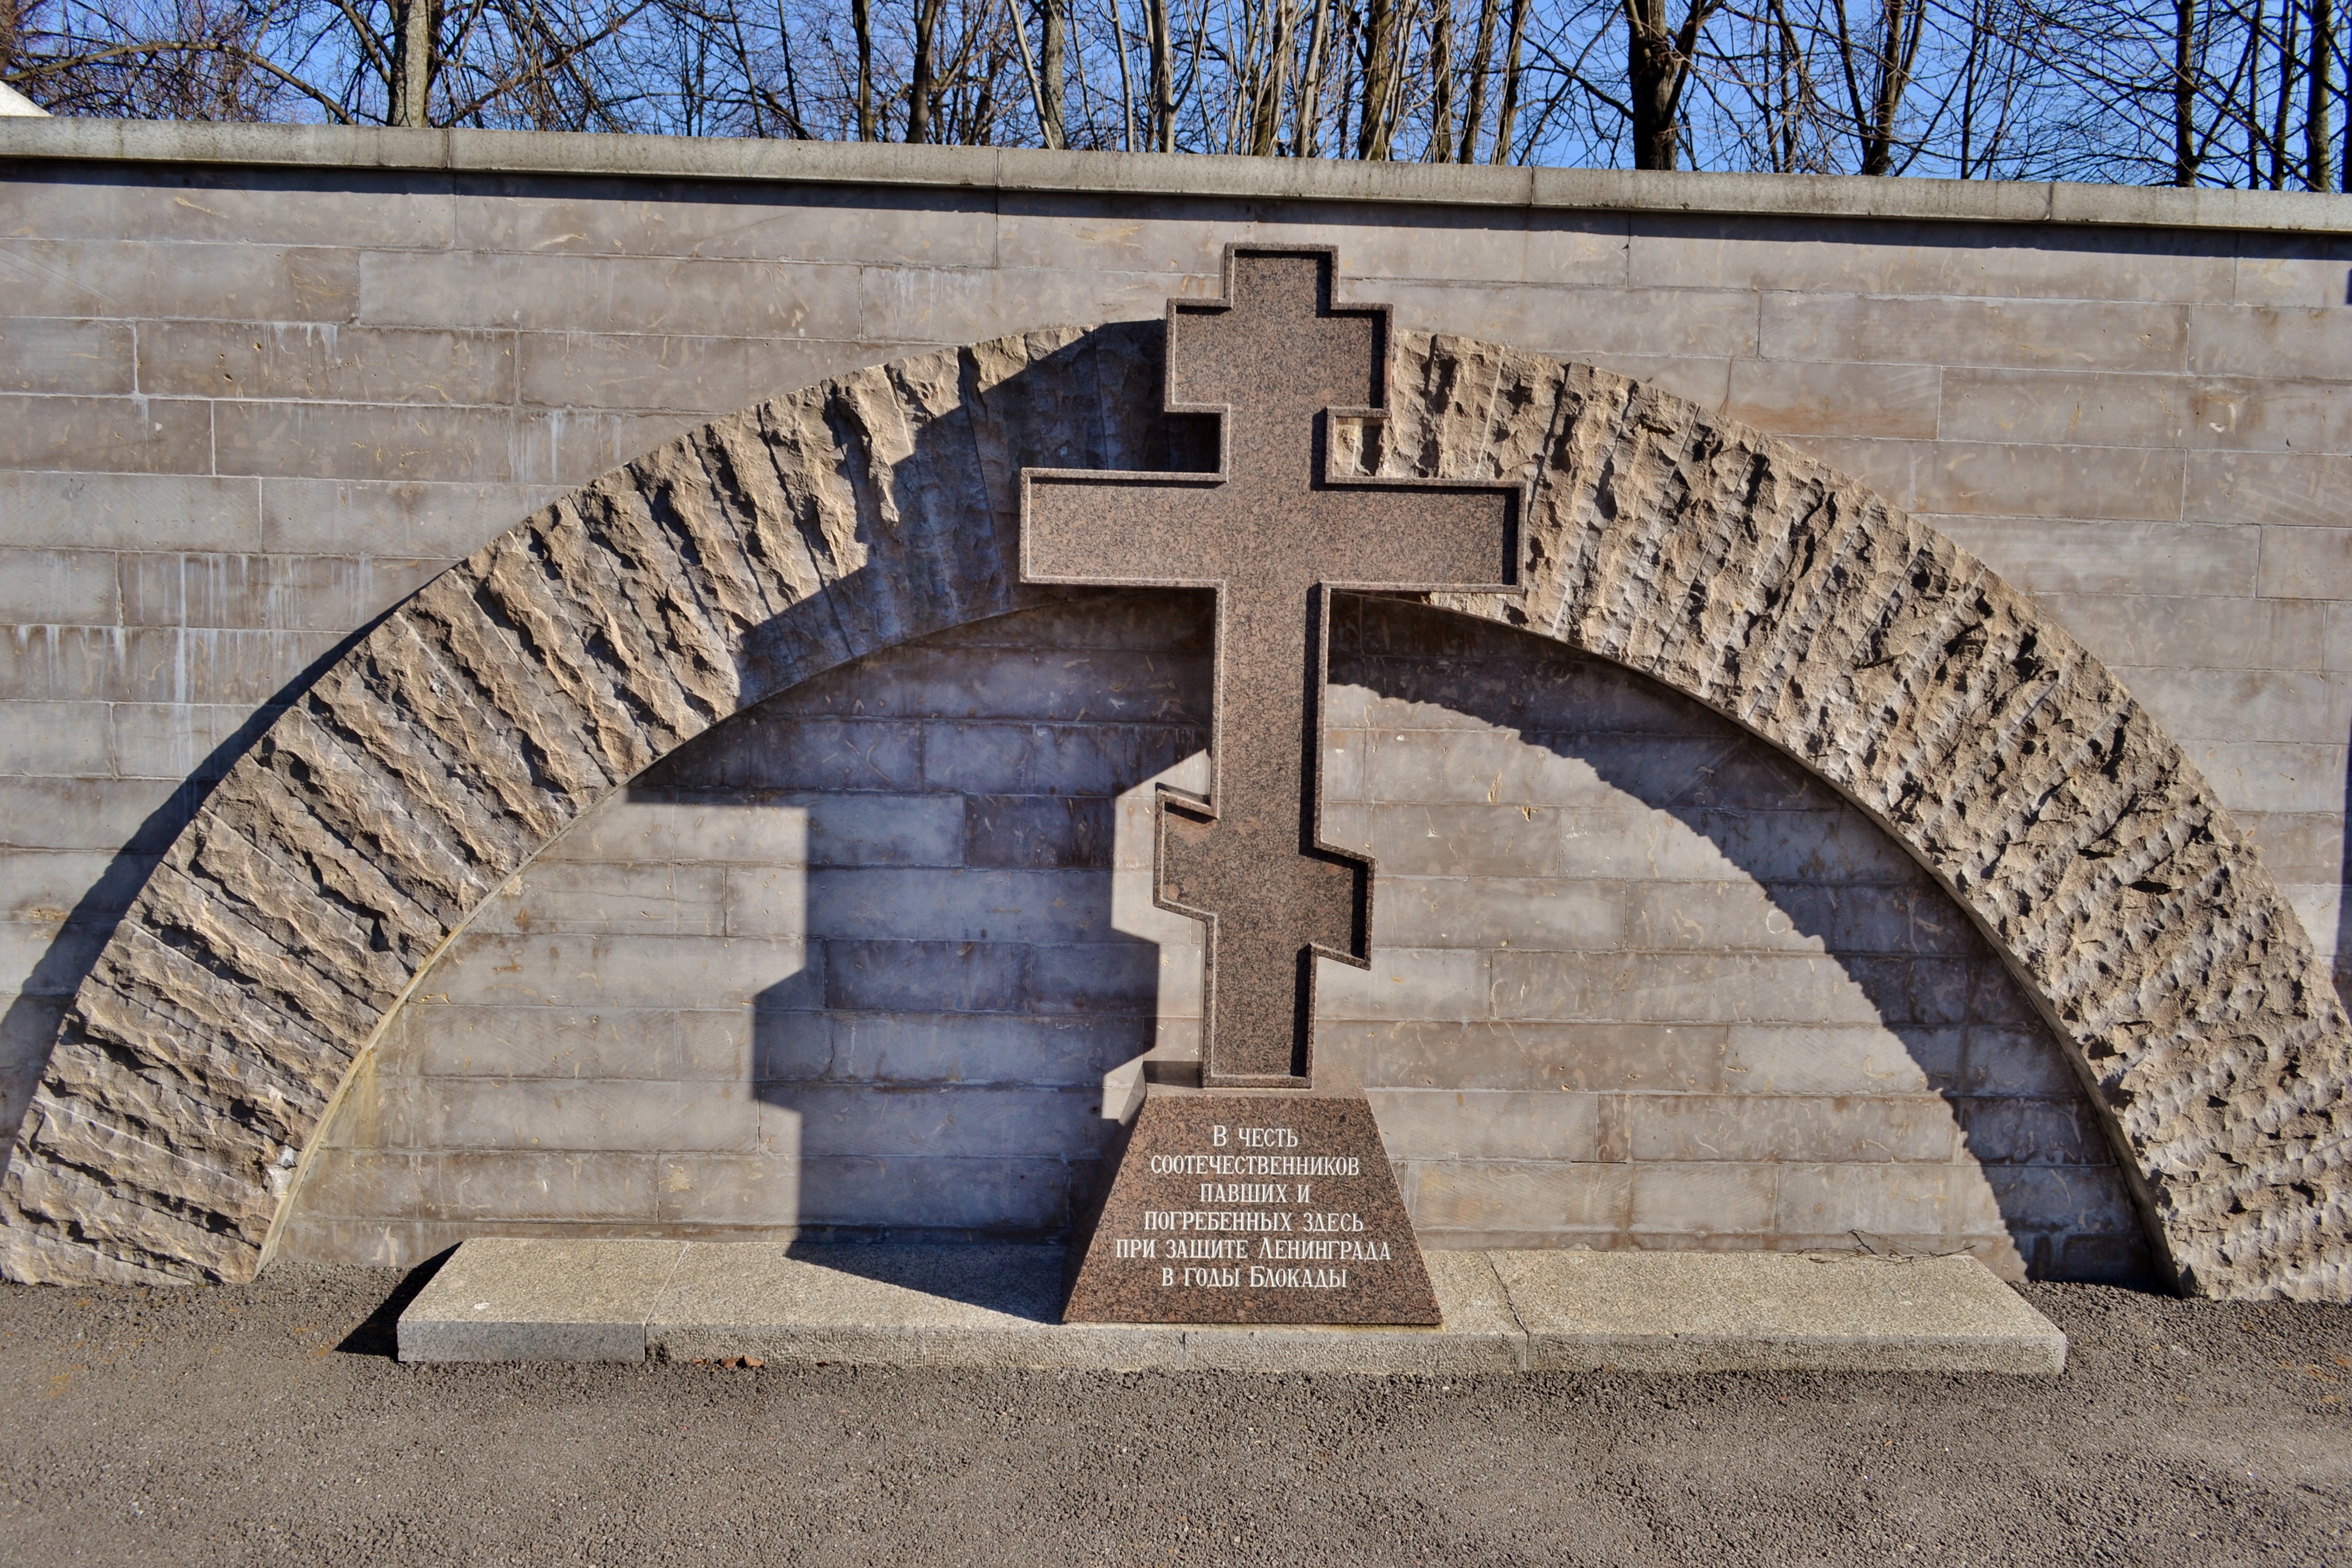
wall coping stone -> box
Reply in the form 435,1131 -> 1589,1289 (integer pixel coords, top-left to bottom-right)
5,117 -> 2352,234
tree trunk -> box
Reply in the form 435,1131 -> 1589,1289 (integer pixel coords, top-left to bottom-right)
1426,0 -> 1455,159
1040,0 -> 1069,148
1250,0 -> 1294,155
2309,0 -> 2334,188
1356,0 -> 1399,157
2172,0 -> 2197,183
1148,0 -> 1177,151
391,0 -> 436,127
909,0 -> 944,141
1294,0 -> 1334,155
854,0 -> 876,139
1626,0 -> 1685,169
1459,0 -> 1499,160
1490,0 -> 1530,162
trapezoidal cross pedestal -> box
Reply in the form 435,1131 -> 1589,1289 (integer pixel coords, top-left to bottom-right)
1026,245 -> 1524,1325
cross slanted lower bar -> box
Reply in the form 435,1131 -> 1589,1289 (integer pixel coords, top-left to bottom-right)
1021,247 -> 1526,1087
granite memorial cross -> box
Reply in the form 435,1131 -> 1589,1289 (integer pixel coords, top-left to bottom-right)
1025,246 -> 1524,1325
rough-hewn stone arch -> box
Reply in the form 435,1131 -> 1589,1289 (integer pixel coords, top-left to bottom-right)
3,322 -> 2345,1300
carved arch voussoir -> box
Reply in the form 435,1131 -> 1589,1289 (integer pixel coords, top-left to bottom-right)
4,323 -> 2346,1300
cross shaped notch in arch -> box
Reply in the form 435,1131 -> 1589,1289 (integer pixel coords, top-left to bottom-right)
1020,246 -> 1527,1087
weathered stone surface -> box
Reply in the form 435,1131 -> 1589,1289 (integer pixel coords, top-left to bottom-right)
4,317 -> 2346,1299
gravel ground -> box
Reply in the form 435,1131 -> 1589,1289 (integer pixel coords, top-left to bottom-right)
0,1262 -> 2346,1567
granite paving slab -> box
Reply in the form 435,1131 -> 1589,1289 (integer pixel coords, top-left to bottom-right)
395,1240 -> 2067,1373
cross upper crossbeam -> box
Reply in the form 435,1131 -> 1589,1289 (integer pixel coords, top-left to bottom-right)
1020,247 -> 1526,1086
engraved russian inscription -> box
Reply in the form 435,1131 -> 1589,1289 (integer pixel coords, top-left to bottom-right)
1061,1094 -> 1438,1325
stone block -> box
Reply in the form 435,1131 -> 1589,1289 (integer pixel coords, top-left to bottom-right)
106,701 -> 255,780
1720,1023 -> 1951,1095
0,237 -> 358,322
2112,665 -> 2350,746
1928,517 -> 2257,598
1,471 -> 263,553
1940,368 -> 2194,448
1628,1092 -> 1958,1164
358,250 -> 860,336
476,860 -> 730,937
213,400 -> 530,483
1023,939 -> 1166,1016
1548,352 -> 1734,411
2257,525 -> 2352,601
666,716 -> 924,793
803,1011 -> 1152,1087
651,1153 -> 799,1225
403,1002 -> 746,1082
994,198 -> 1626,289
963,793 -> 1113,868
2186,451 -> 2352,529
2230,811 -> 2345,886
856,263 -> 1190,346
1724,358 -> 1941,438
6,170 -> 453,249
517,332 -> 900,414
1629,215 -> 2234,302
1321,1019 -> 1732,1093
721,865 -> 807,938
767,1081 -> 1100,1160
384,1074 -> 765,1154
2188,303 -> 2352,382
1776,434 -> 1923,508
1490,949 -> 1969,1027
2180,740 -> 2345,815
1366,1087 -> 1599,1161
397,1236 -> 682,1362
1627,1160 -> 1778,1236
457,182 -> 997,265
799,866 -> 1115,944
821,936 -> 1028,1014
1759,293 -> 2190,373
0,846 -> 127,923
430,932 -> 813,1010
116,551 -> 440,633
1954,1095 -> 2112,1165
258,477 -> 550,558
0,775 -> 173,850
0,317 -> 135,395
2230,243 -> 2352,307
2032,592 -> 2326,672
2193,378 -> 2352,455
1364,283 -> 1761,360
1914,441 -> 2185,522
0,702 -> 113,778
436,1149 -> 659,1221
1497,1250 -> 2067,1374
1772,1161 -> 1954,1239
783,646 -> 1211,726
1315,944 -> 1489,1022
0,549 -> 118,625
0,394 -> 212,475
535,791 -> 814,866
139,321 -> 517,405
1374,874 -> 1623,950
918,719 -> 1204,797
1405,1158 -> 1632,1233
788,1154 -> 1075,1232
1981,1163 -> 2146,1234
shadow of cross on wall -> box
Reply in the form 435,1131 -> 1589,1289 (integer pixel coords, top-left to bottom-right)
1021,246 -> 1526,1087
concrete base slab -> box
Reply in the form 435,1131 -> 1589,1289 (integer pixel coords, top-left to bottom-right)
396,1241 -> 2067,1374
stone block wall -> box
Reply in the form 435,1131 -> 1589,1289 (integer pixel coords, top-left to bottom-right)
1,128 -> 2344,1281
289,593 -> 2148,1281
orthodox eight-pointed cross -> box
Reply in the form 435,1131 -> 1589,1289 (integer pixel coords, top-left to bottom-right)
1021,248 -> 1524,1086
